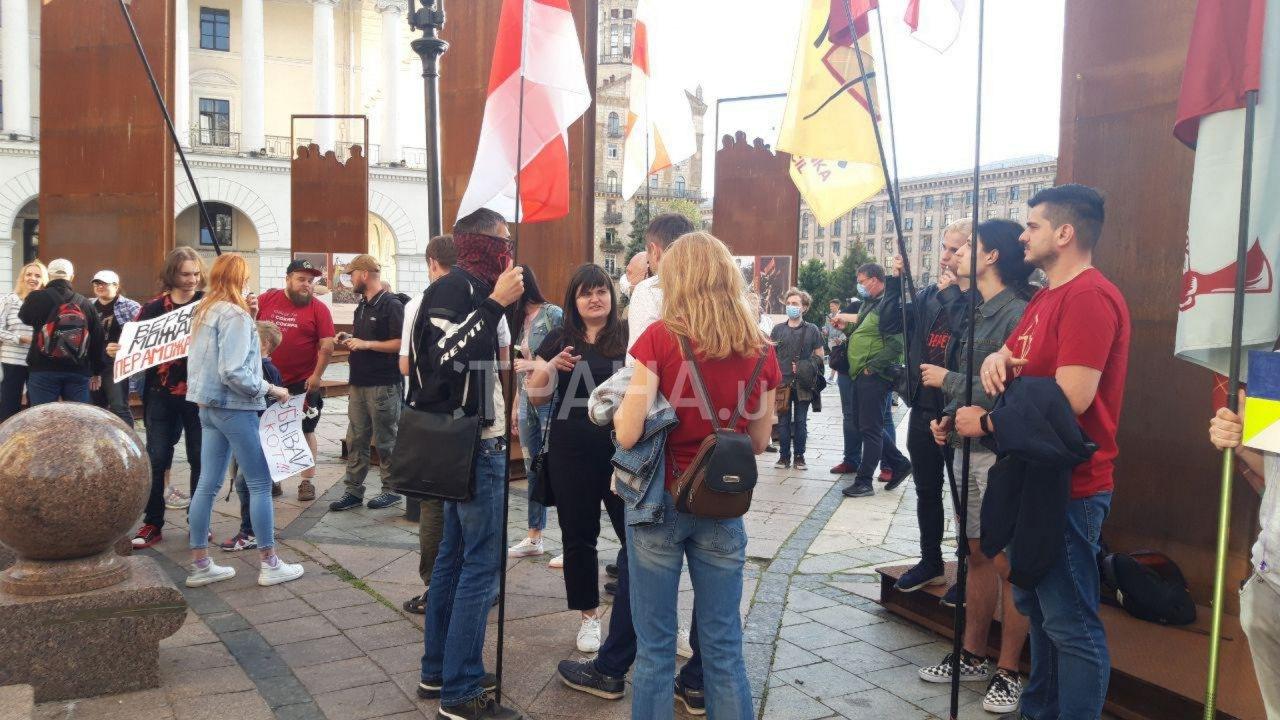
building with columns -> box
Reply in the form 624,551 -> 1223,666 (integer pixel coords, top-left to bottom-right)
0,0 -> 432,295
800,155 -> 1058,288
592,0 -> 707,277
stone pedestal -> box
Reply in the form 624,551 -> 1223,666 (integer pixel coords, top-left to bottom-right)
0,557 -> 185,702
0,684 -> 33,720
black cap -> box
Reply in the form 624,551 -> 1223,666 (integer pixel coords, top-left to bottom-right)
287,259 -> 323,277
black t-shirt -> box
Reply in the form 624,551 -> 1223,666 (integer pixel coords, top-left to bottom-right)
349,291 -> 405,387
95,298 -> 123,344
535,327 -> 624,421
923,310 -> 951,367
770,321 -> 823,382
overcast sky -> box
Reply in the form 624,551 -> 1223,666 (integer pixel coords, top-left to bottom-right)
648,0 -> 1066,193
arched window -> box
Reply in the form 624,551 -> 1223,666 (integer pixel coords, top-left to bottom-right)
607,171 -> 619,193
607,112 -> 621,136
675,176 -> 686,196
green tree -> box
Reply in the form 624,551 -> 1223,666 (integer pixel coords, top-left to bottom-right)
624,203 -> 651,262
828,236 -> 873,307
665,198 -> 703,228
798,259 -> 831,325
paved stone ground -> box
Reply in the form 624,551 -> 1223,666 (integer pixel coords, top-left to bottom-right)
33,381 -> 1040,720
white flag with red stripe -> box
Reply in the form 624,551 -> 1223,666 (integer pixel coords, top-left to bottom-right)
457,0 -> 590,224
903,0 -> 965,53
620,0 -> 697,202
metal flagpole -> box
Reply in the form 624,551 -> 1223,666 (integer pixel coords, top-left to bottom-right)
116,0 -> 221,256
408,0 -> 448,239
1203,87 -> 1258,720
950,2 -> 985,717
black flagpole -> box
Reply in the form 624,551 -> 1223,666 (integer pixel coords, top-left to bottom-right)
846,5 -> 915,404
117,0 -> 221,256
409,0 -> 448,239
950,2 -> 985,717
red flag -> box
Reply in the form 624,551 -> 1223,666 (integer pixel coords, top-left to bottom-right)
1173,0 -> 1266,147
828,0 -> 878,47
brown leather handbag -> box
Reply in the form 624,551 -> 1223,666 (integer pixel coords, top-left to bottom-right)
670,336 -> 769,520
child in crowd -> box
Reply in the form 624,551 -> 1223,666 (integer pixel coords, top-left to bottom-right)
219,321 -> 284,551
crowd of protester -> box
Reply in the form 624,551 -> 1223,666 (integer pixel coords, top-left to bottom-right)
11,182 -> 1280,720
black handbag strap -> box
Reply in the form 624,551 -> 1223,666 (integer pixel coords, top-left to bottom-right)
678,335 -> 768,432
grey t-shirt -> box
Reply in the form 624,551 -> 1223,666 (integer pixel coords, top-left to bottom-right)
770,321 -> 823,385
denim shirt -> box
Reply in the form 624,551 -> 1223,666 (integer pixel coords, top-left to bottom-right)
613,407 -> 678,527
517,303 -> 563,404
942,287 -> 1028,420
186,301 -> 269,411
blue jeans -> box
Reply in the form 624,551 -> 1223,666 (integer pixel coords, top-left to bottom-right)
421,437 -> 506,706
837,373 -> 897,467
517,398 -> 550,531
1013,492 -> 1112,720
629,492 -> 752,720
777,391 -> 809,460
188,407 -> 276,551
26,371 -> 90,405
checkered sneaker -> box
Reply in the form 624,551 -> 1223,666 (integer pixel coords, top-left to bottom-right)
918,650 -> 991,683
982,669 -> 1022,714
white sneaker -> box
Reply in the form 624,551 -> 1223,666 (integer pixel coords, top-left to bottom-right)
258,558 -> 305,586
186,560 -> 236,587
548,554 -> 565,569
164,486 -> 191,510
576,616 -> 602,653
508,536 -> 545,558
676,625 -> 694,659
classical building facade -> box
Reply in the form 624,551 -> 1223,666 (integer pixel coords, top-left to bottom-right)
800,155 -> 1058,288
0,0 -> 431,294
592,0 -> 707,277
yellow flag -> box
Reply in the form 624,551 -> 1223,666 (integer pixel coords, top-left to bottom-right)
777,0 -> 884,225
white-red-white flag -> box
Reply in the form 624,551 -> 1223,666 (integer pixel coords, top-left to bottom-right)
620,0 -> 697,202
457,0 -> 590,224
903,0 -> 965,53
1174,0 -> 1278,375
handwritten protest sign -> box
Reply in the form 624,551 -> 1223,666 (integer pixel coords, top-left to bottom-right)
260,394 -> 315,482
113,304 -> 197,382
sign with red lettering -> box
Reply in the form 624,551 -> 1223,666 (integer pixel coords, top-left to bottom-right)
113,303 -> 197,381
259,394 -> 315,482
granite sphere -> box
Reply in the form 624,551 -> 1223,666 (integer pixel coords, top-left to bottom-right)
0,403 -> 150,562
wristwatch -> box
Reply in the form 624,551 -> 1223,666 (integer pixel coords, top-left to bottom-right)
980,412 -> 993,435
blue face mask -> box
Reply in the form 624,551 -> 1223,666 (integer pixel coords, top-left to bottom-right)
785,305 -> 803,320
856,283 -> 870,298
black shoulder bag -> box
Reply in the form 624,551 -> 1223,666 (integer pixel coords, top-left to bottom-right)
388,284 -> 482,502
526,391 -> 558,507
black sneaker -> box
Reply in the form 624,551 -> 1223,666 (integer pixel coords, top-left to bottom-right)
893,561 -> 946,593
605,563 -> 619,579
983,668 -> 1023,714
884,461 -> 913,491
367,492 -> 403,510
674,677 -> 706,716
329,493 -> 362,512
765,443 -> 778,453
436,694 -> 521,720
918,649 -> 990,683
941,583 -> 965,608
794,455 -> 807,471
557,659 -> 624,700
604,581 -> 618,595
841,481 -> 874,498
418,672 -> 497,700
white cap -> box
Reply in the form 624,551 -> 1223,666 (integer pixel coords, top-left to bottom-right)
47,259 -> 74,280
92,270 -> 120,285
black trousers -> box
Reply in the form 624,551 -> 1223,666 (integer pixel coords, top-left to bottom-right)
143,388 -> 202,529
549,417 -> 625,611
907,407 -> 951,568
0,363 -> 28,422
853,373 -> 905,483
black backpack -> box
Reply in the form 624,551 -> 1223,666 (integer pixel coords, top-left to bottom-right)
36,291 -> 91,362
1099,549 -> 1197,626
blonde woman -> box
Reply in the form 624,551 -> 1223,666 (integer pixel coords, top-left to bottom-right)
0,261 -> 47,421
616,231 -> 781,720
183,254 -> 302,588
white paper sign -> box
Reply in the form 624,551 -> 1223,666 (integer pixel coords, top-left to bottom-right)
259,394 -> 315,482
113,304 -> 198,381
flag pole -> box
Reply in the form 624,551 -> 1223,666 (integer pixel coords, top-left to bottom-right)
1203,86 -> 1258,720
846,4 -> 916,404
116,0 -> 221,256
950,2 -> 985,717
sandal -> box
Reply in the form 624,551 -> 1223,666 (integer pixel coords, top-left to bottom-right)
403,593 -> 426,614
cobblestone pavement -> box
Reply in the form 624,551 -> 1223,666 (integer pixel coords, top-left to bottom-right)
32,383 -> 1041,720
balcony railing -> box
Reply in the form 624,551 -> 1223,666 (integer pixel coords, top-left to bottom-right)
603,211 -> 624,226
594,180 -> 703,203
0,115 -> 41,141
191,128 -> 240,154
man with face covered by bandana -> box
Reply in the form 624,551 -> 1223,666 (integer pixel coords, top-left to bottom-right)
407,208 -> 525,720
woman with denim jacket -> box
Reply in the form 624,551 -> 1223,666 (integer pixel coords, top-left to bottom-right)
616,232 -> 780,720
506,265 -> 565,562
915,219 -> 1035,714
183,254 -> 305,589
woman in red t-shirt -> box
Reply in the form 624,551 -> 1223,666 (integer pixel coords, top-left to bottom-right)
617,231 -> 781,720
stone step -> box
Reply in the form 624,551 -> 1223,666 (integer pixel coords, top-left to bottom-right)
0,684 -> 33,720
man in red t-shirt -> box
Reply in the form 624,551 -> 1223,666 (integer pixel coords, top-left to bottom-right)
955,184 -> 1130,720
257,259 -> 336,501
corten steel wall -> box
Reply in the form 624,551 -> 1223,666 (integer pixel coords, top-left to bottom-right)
711,132 -> 801,284
40,0 -> 174,298
1059,0 -> 1257,612
291,127 -> 370,258
439,0 -> 597,306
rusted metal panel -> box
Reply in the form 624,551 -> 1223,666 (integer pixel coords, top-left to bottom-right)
711,132 -> 801,286
291,116 -> 370,258
40,0 -> 174,298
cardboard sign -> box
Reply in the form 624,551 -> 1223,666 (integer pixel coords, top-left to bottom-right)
112,303 -> 197,381
259,394 -> 315,482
